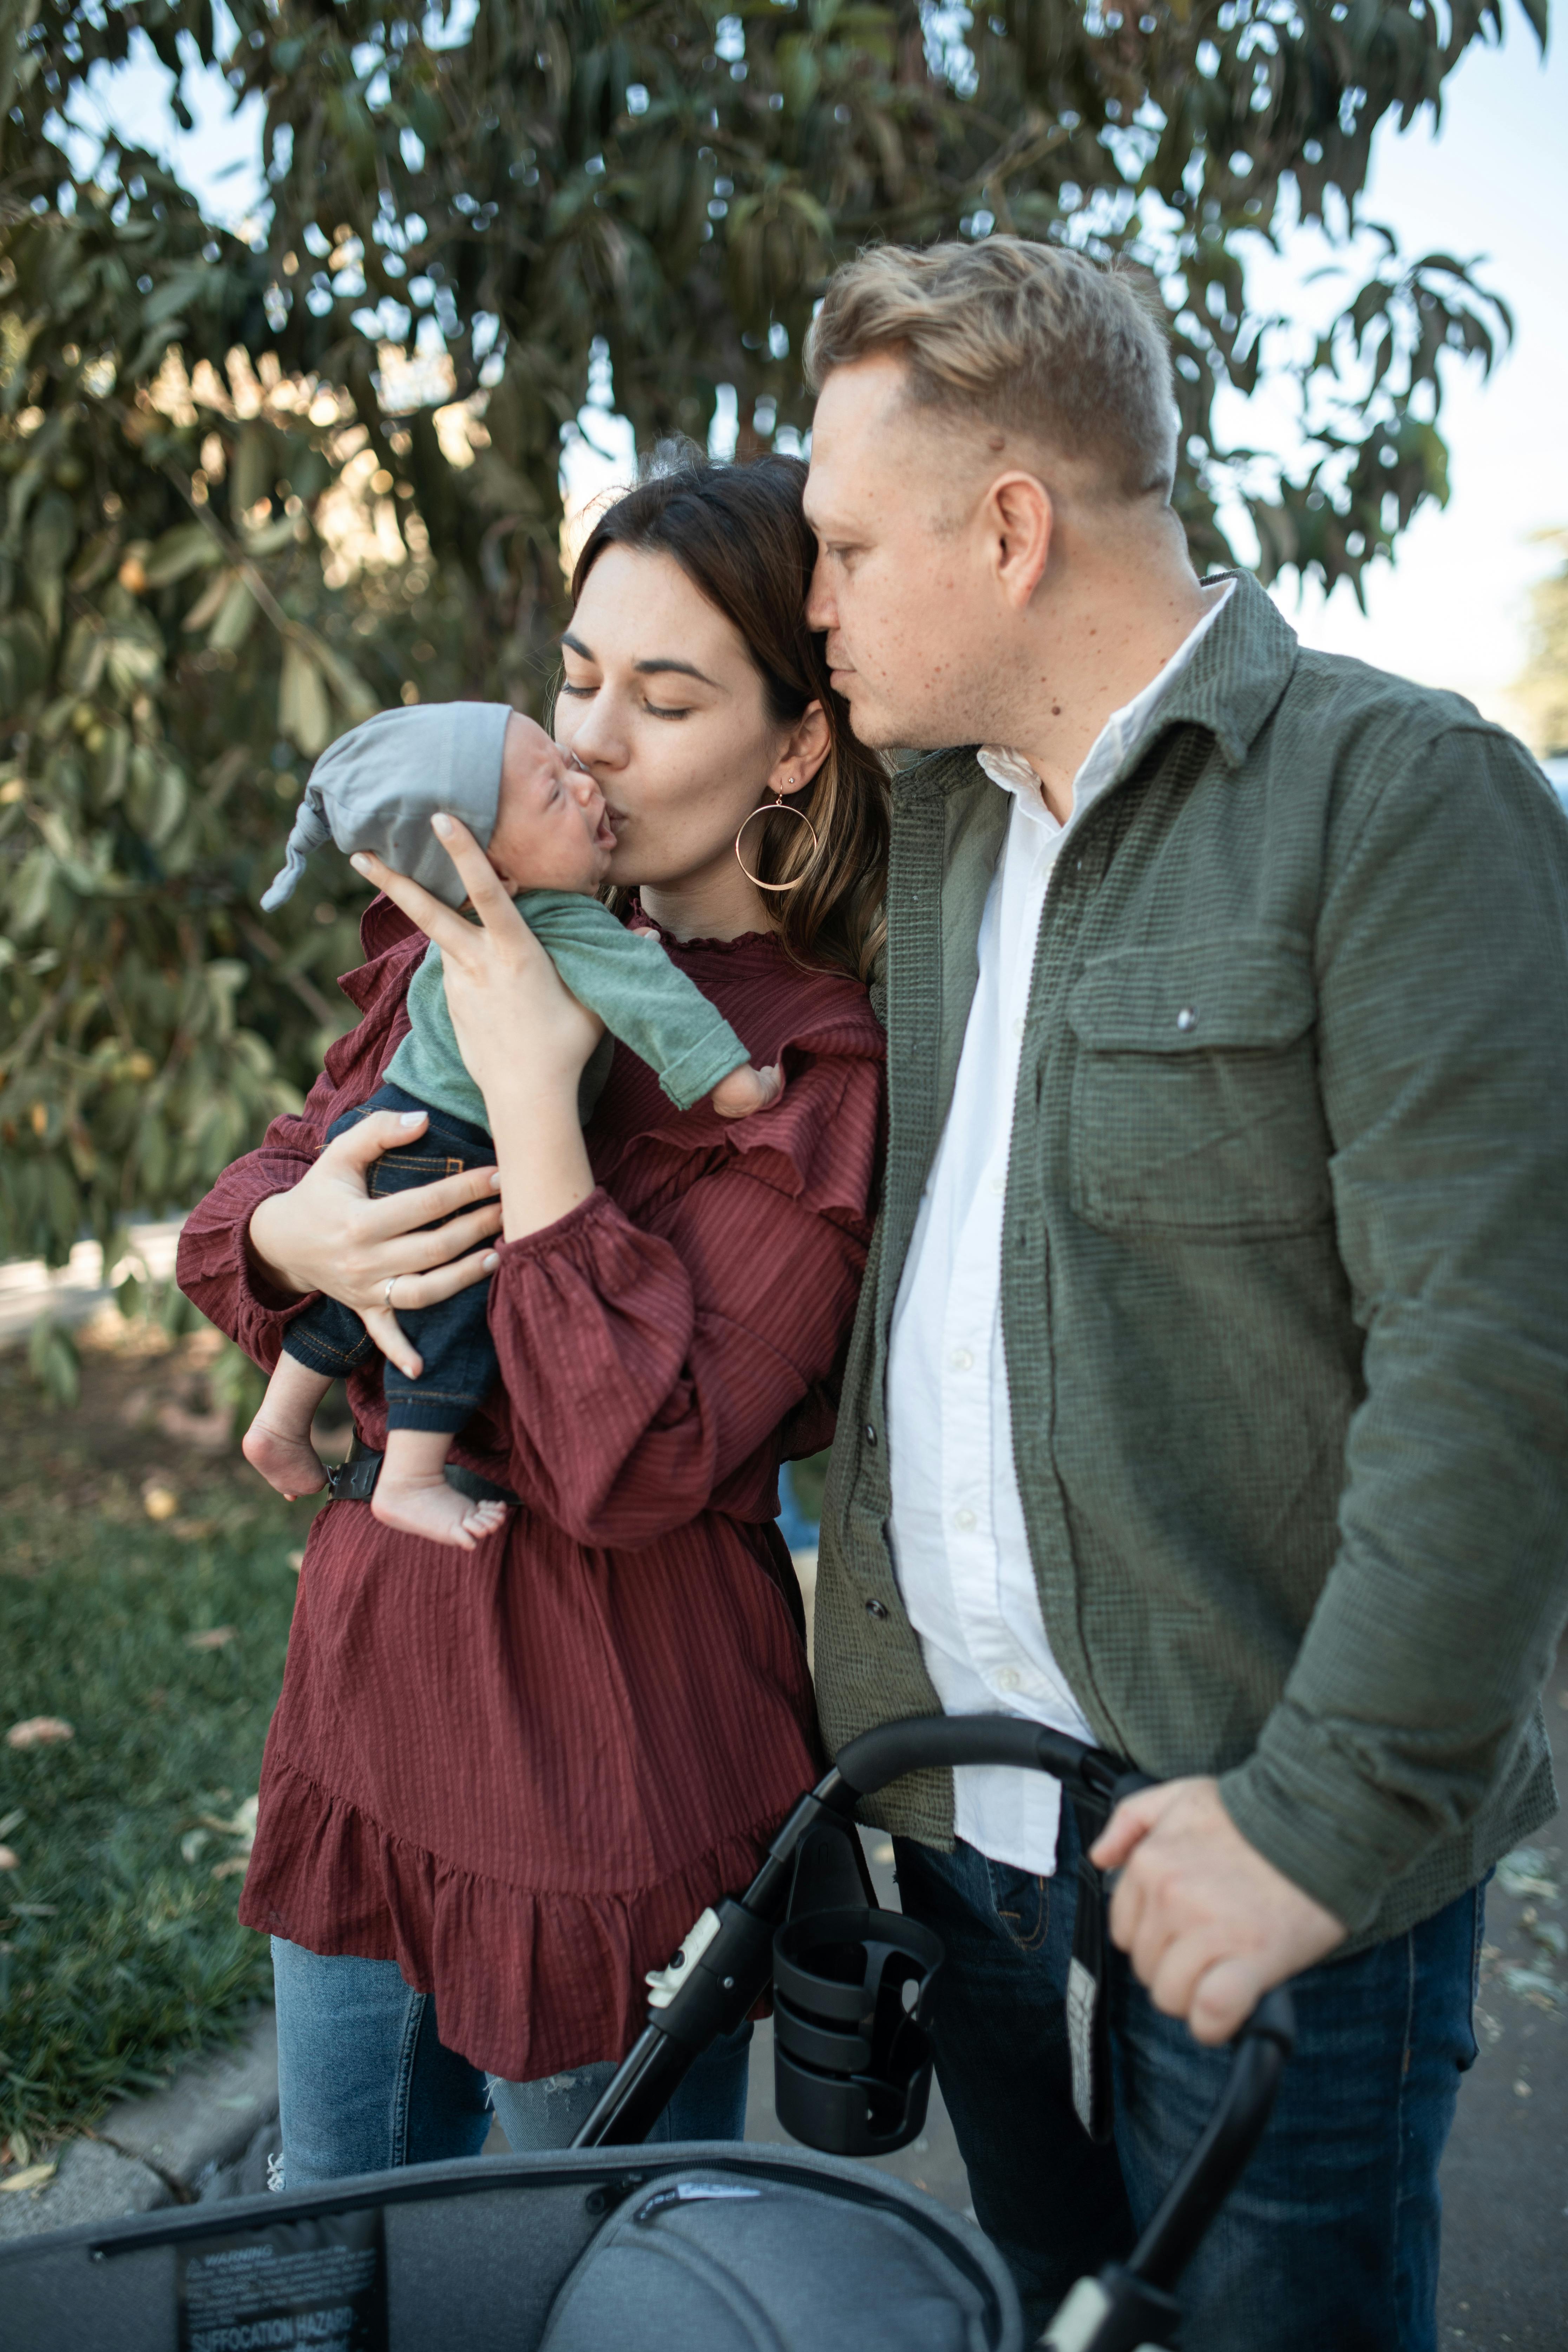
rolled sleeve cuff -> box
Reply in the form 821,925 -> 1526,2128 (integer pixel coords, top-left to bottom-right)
655,1021 -> 750,1113
1217,1704 -> 1440,1939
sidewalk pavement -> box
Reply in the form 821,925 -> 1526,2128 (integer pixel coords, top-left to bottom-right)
0,2011 -> 280,2243
0,1222 -> 183,1352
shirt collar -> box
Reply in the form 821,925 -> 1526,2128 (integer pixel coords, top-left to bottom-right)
978,576 -> 1239,818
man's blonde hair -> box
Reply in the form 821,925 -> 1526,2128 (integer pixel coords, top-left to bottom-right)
805,238 -> 1178,502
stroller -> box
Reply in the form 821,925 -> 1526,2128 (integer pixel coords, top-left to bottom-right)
0,1715 -> 1293,2351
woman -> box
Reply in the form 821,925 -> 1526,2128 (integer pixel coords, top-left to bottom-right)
177,455 -> 890,2181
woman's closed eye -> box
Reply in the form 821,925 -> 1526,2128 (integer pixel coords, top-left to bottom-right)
558,677 -> 692,721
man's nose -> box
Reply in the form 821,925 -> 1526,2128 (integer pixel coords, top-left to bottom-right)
804,555 -> 835,633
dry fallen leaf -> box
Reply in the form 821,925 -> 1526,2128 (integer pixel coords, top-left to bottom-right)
5,1718 -> 74,1750
196,1796 -> 258,1845
0,2163 -> 55,2194
142,1483 -> 179,1521
3,2132 -> 29,2170
0,1848 -> 18,1872
210,1856 -> 249,1881
184,1626 -> 237,1651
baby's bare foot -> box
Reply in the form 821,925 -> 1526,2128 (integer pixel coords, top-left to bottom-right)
370,1471 -> 510,1551
242,1413 -> 327,1502
711,1061 -> 785,1120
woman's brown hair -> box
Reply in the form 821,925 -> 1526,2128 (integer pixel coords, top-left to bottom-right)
569,451 -> 890,985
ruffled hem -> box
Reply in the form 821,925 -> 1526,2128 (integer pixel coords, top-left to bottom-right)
238,1755 -> 785,2083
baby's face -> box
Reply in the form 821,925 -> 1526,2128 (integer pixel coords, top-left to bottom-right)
486,713 -> 616,893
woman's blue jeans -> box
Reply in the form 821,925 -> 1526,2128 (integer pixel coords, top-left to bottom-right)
893,1804 -> 1485,2351
271,1938 -> 751,2189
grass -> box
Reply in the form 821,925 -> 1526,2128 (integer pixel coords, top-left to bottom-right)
0,1322 -> 321,2150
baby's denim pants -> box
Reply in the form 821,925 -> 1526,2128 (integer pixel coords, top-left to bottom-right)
282,1081 -> 497,1434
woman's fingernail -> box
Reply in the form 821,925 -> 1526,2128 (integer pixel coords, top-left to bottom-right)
489,1169 -> 503,1188
350,853 -> 372,874
482,1252 -> 499,1271
399,1110 -> 425,1127
432,812 -> 454,837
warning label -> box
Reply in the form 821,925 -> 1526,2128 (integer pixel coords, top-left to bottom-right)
176,2208 -> 387,2352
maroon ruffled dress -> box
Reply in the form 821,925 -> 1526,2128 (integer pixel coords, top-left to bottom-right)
177,895 -> 885,2083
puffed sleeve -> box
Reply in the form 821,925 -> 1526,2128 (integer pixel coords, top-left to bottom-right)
488,1044 -> 884,1549
175,911 -> 420,1368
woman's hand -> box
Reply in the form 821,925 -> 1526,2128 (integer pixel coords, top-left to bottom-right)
248,1110 -> 503,1380
350,818 -> 604,1105
350,820 -> 600,1243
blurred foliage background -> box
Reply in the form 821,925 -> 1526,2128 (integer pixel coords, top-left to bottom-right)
1520,531 -> 1568,758
0,0 -> 1547,1281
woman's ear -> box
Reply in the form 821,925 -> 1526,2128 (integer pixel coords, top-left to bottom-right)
768,700 -> 832,798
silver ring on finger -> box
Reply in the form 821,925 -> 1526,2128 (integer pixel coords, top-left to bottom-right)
383,1276 -> 398,1313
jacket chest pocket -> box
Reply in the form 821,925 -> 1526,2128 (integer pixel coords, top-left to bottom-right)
1065,939 -> 1332,1239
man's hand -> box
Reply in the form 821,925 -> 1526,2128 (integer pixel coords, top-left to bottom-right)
1090,1777 -> 1345,2045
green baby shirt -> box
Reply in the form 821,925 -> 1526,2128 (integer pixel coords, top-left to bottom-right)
385,890 -> 750,1130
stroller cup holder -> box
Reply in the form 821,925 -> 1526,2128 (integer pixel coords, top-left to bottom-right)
772,1904 -> 945,2157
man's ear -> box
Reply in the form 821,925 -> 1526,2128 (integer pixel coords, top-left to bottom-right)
987,471 -> 1053,610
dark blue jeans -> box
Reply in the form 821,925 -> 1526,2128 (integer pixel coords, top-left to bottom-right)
282,1083 -> 498,1436
894,1804 -> 1484,2350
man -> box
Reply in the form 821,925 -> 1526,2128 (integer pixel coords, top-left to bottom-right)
802,237 -> 1568,2349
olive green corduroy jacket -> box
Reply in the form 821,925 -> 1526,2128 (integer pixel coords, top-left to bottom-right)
814,571 -> 1568,1950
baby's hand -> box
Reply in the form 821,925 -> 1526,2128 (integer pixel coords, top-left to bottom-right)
710,1062 -> 785,1120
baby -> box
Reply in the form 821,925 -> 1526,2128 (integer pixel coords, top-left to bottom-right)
244,701 -> 781,1550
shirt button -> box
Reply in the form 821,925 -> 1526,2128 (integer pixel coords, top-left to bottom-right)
995,1667 -> 1022,1693
953,1507 -> 976,1532
864,1422 -> 877,1447
865,1597 -> 888,1620
949,1348 -> 973,1372
1176,1007 -> 1197,1032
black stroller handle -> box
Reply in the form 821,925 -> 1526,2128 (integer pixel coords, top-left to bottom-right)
575,1712 -> 1295,2346
825,1712 -> 1155,1816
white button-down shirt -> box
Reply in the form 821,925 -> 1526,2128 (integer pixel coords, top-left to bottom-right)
886,585 -> 1234,1874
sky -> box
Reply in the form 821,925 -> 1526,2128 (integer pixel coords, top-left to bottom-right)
73,7 -> 1565,740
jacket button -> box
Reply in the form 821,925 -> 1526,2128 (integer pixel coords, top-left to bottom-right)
1176,1007 -> 1197,1032
864,1422 -> 878,1447
865,1598 -> 889,1620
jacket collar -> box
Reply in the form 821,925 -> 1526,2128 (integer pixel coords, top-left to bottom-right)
1130,569 -> 1298,773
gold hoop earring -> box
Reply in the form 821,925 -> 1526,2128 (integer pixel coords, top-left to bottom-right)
734,781 -> 821,894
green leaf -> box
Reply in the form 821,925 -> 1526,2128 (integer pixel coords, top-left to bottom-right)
142,524 -> 222,590
26,1314 -> 80,1412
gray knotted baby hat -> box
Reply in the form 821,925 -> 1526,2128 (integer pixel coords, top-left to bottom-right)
261,701 -> 514,912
